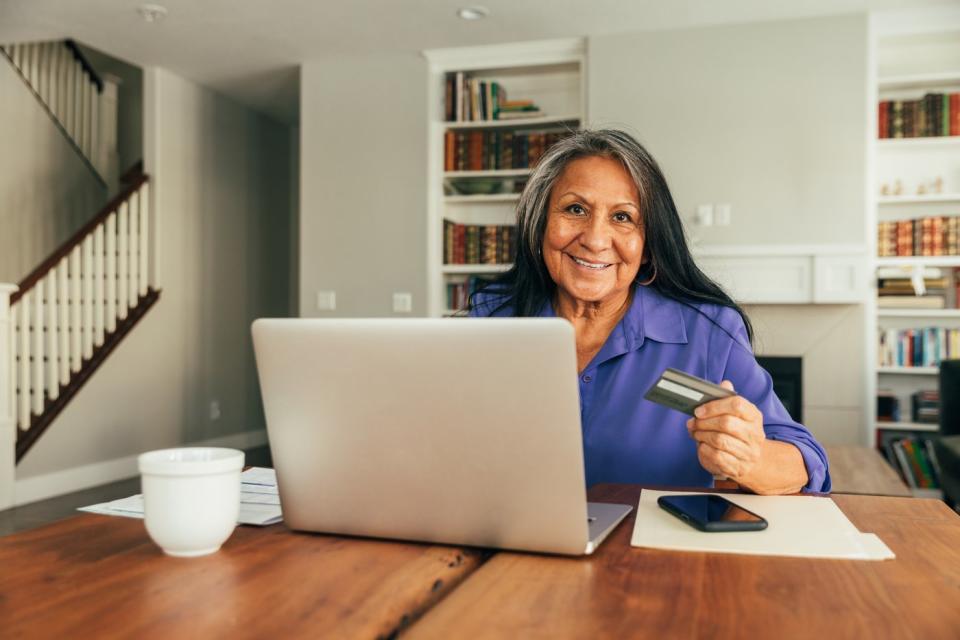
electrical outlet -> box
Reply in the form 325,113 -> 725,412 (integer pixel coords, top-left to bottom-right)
209,400 -> 221,421
393,292 -> 413,313
695,204 -> 714,226
715,203 -> 732,226
316,290 -> 336,311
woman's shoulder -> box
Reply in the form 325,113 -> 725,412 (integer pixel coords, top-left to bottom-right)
469,286 -> 514,317
656,291 -> 750,349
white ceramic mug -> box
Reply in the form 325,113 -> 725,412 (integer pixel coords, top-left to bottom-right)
137,447 -> 245,557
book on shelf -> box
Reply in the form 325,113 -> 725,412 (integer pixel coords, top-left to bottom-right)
443,219 -> 516,265
445,73 -> 549,122
876,296 -> 946,309
445,275 -> 498,312
878,92 -> 959,139
877,390 -> 901,422
911,390 -> 940,424
878,326 -> 960,367
878,431 -> 941,490
444,130 -> 572,172
877,217 -> 960,257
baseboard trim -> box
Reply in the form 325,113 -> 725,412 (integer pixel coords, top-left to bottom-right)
13,430 -> 269,507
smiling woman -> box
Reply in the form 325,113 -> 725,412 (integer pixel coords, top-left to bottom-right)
469,129 -> 831,495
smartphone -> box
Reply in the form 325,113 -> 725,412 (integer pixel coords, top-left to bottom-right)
657,494 -> 768,532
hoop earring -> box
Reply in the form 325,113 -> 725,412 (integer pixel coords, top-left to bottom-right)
637,263 -> 657,286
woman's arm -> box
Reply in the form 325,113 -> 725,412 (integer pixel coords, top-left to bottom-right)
686,381 -> 809,495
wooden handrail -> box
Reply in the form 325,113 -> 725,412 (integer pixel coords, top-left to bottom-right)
11,174 -> 149,305
64,40 -> 104,93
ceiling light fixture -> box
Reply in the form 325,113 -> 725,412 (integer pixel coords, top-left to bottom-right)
457,6 -> 490,20
138,3 -> 168,23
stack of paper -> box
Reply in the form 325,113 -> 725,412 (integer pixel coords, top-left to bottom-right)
630,490 -> 894,561
79,467 -> 283,526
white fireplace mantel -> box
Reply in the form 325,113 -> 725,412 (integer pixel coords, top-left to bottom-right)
692,244 -> 867,305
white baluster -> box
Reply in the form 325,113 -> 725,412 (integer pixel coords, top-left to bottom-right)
10,43 -> 21,70
117,204 -> 129,320
73,59 -> 82,146
129,193 -> 139,307
82,236 -> 94,359
36,42 -> 48,104
17,298 -> 29,431
32,283 -> 44,416
91,86 -> 100,175
65,55 -> 75,141
27,43 -> 39,90
58,45 -> 69,128
106,213 -> 117,332
139,184 -> 149,295
46,274 -> 59,401
48,43 -> 58,120
57,258 -> 69,385
44,42 -> 55,106
94,224 -> 105,346
81,77 -> 90,159
70,247 -> 82,372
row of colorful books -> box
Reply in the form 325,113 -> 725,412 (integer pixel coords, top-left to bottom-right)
878,93 -> 960,139
877,216 -> 960,257
445,275 -> 497,311
444,73 -> 545,122
443,220 -> 516,265
879,390 -> 943,424
878,327 -> 960,367
878,432 -> 941,489
444,130 -> 570,172
876,267 -> 959,310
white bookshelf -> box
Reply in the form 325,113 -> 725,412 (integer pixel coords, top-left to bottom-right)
868,19 -> 960,497
423,39 -> 586,317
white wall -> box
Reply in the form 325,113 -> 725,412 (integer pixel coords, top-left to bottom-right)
0,55 -> 107,282
588,14 -> 868,246
299,54 -> 427,317
15,67 -> 294,490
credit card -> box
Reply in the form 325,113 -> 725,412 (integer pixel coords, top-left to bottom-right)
643,368 -> 736,416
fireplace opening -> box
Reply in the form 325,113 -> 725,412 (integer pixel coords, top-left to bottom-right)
756,356 -> 803,424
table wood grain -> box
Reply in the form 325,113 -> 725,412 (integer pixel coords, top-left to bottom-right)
0,514 -> 485,639
825,444 -> 911,497
407,484 -> 960,639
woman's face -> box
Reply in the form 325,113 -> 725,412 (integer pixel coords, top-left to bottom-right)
543,155 -> 645,307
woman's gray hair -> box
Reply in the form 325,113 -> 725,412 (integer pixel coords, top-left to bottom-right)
516,129 -> 655,261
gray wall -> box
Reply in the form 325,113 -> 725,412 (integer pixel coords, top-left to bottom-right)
299,54 -> 427,317
17,67 -> 294,479
0,54 -> 107,283
588,14 -> 868,246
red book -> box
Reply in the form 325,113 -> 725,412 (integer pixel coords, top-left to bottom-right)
952,93 -> 960,136
878,101 -> 888,139
444,131 -> 455,172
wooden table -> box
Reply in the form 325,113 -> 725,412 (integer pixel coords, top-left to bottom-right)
409,484 -> 960,639
825,444 -> 911,497
0,513 -> 484,638
3,486 -> 958,639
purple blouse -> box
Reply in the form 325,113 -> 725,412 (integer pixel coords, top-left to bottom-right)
471,284 -> 831,493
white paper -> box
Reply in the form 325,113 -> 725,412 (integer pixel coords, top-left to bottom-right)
79,467 -> 283,526
630,490 -> 894,561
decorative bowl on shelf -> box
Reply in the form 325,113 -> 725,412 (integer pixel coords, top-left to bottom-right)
448,179 -> 504,195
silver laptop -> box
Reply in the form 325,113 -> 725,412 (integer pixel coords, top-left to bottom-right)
251,318 -> 632,555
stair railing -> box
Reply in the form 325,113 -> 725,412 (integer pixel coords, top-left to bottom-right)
1,40 -> 116,186
2,175 -> 156,462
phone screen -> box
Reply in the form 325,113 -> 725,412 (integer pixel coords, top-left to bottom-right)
658,495 -> 766,530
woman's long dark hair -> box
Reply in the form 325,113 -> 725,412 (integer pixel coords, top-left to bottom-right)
468,128 -> 753,344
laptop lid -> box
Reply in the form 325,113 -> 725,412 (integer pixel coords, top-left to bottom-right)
252,318 -> 591,555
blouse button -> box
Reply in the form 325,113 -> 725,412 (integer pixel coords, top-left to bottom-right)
582,374 -> 592,383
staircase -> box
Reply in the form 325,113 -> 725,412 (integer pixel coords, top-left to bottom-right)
0,40 -> 115,185
3,175 -> 158,461
0,39 -> 159,507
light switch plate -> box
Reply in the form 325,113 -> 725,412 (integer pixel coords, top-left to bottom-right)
393,292 -> 413,313
316,290 -> 336,311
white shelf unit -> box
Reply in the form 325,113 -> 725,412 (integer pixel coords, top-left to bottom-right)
423,39 -> 586,317
868,19 -> 960,496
